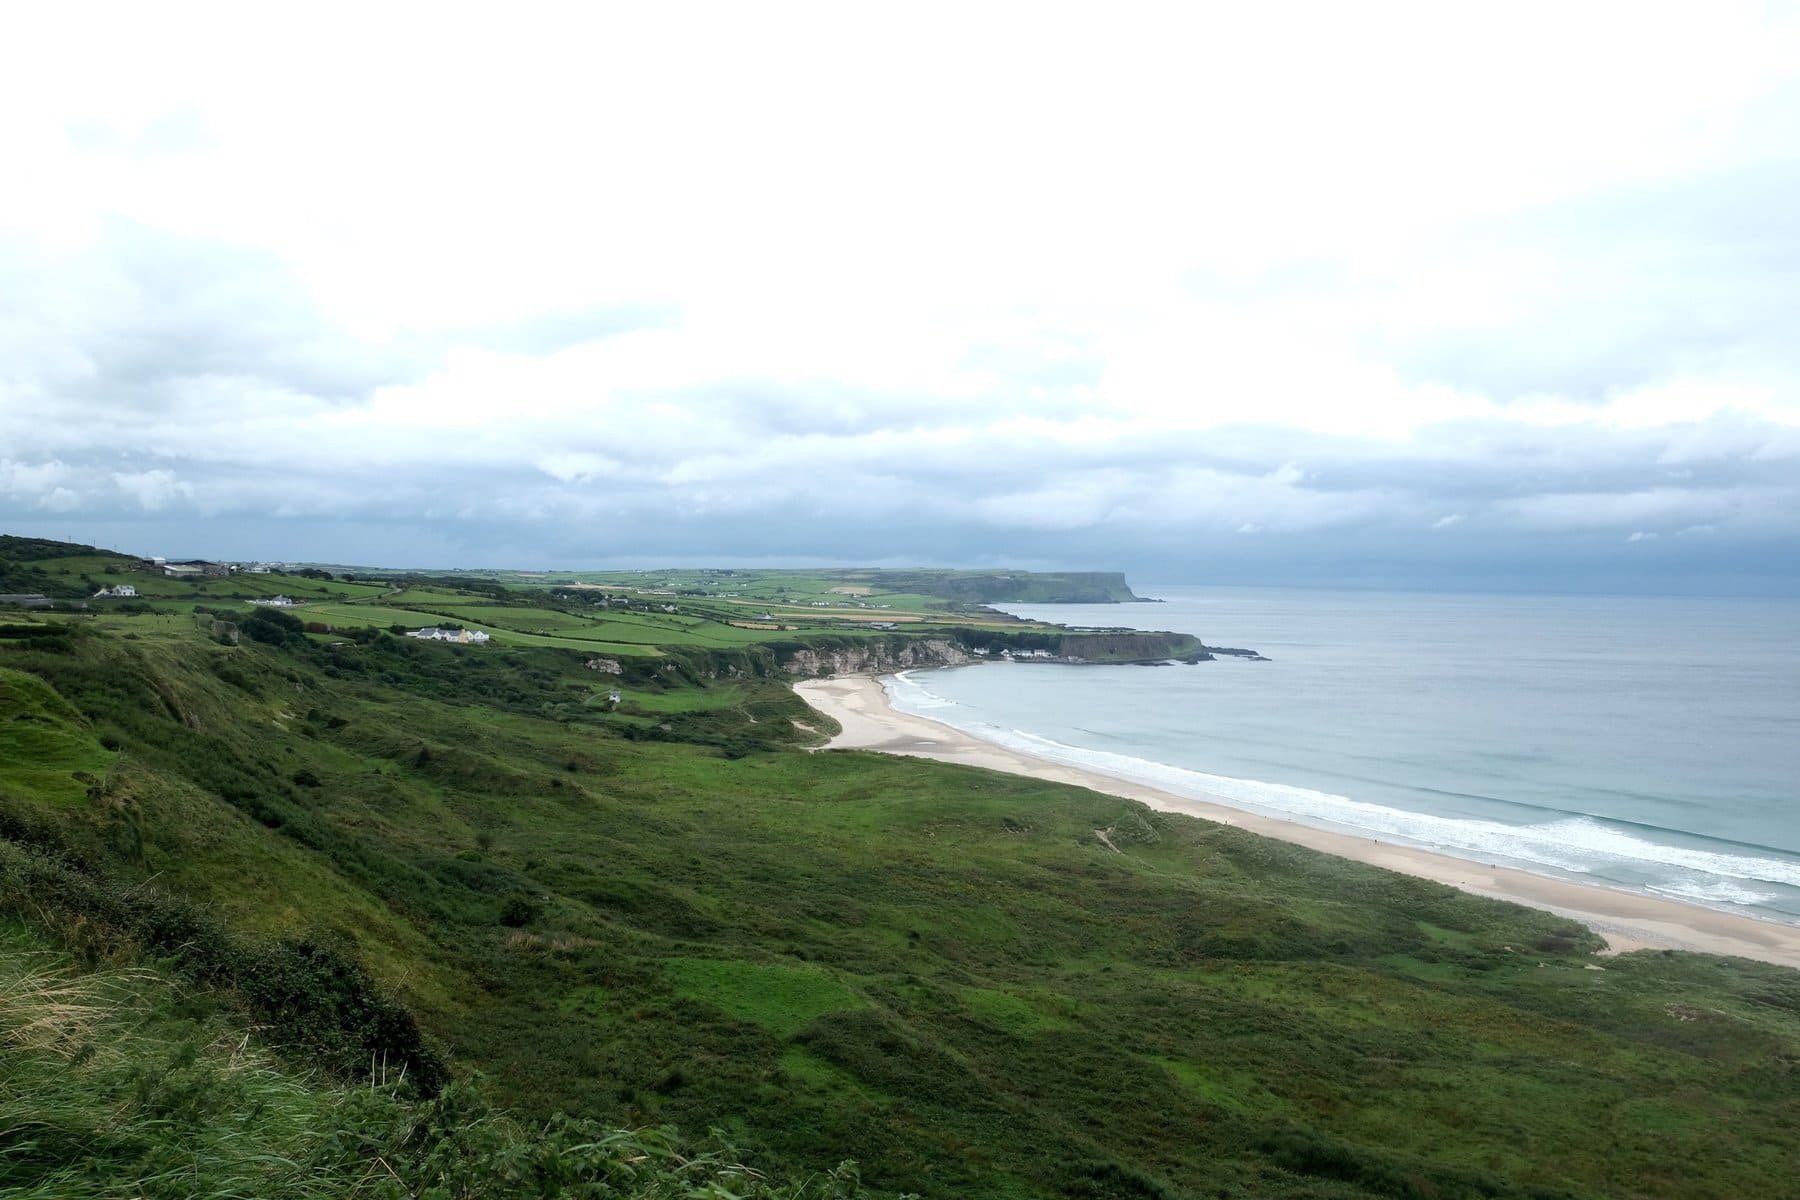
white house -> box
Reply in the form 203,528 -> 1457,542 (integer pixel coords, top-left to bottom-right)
247,595 -> 296,607
407,627 -> 491,645
93,584 -> 138,598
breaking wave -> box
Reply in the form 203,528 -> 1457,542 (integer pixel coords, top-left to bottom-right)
883,670 -> 1800,920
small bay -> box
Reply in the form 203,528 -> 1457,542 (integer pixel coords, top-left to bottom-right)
887,587 -> 1800,925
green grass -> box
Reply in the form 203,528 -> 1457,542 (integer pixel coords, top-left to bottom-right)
664,958 -> 865,1038
33,559 -> 391,602
295,601 -> 434,626
0,921 -> 400,1199
0,920 -> 879,1199
0,668 -> 112,806
959,987 -> 1071,1036
618,683 -> 750,713
3,588 -> 1799,1198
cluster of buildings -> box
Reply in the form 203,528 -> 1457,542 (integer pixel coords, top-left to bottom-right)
92,584 -> 137,598
142,557 -> 231,580
407,627 -> 491,645
136,558 -> 281,578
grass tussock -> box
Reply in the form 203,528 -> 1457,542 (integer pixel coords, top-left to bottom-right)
0,940 -> 383,1199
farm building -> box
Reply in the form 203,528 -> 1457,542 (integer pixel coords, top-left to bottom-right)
163,560 -> 230,579
407,627 -> 491,645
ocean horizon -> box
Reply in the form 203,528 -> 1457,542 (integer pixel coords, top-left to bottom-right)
883,586 -> 1800,927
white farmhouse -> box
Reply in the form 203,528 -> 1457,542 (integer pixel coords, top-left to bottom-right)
93,584 -> 138,598
407,627 -> 491,645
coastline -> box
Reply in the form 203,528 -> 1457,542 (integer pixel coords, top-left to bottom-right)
794,673 -> 1800,970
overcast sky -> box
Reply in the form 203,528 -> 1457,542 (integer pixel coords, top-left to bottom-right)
4,3 -> 1799,592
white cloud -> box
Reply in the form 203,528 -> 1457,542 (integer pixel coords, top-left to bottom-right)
39,487 -> 83,513
1,460 -> 72,498
112,468 -> 191,511
1,3 -> 1798,583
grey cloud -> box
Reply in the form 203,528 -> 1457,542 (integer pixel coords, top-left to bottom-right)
5,212 -> 1798,595
9,380 -> 1796,584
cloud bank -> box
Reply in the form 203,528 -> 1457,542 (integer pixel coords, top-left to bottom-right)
3,3 -> 1799,591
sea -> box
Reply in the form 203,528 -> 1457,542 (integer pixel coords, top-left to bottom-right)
884,587 -> 1800,926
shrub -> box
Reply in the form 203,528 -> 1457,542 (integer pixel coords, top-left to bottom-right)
498,893 -> 542,928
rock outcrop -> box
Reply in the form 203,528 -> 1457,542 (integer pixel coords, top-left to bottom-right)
1055,632 -> 1210,661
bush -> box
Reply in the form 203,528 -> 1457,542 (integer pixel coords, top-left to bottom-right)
498,893 -> 542,928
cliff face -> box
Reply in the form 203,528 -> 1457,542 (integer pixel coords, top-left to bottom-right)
773,630 -> 1212,677
1057,632 -> 1209,661
779,638 -> 973,677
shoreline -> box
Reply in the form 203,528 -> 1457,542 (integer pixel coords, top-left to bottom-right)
794,673 -> 1800,970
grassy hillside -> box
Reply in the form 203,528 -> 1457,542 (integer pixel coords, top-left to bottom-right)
0,919 -> 874,1198
2,601 -> 1798,1197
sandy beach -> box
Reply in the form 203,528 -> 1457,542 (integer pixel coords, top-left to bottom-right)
795,674 -> 1800,970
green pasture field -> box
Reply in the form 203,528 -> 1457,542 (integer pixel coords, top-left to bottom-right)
103,564 -> 384,600
468,567 -> 1015,614
293,602 -> 658,656
294,601 -> 436,627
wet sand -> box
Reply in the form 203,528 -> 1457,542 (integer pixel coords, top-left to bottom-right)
795,674 -> 1800,970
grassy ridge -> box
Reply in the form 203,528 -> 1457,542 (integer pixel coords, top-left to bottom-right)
2,609 -> 1797,1197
